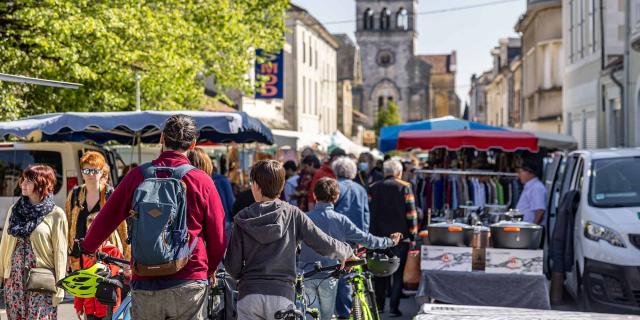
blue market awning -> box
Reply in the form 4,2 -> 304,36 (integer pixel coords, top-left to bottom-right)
0,111 -> 273,145
378,116 -> 505,152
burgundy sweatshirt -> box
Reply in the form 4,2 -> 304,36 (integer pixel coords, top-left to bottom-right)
81,151 -> 226,283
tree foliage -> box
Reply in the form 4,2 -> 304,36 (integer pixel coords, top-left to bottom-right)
0,0 -> 288,120
374,100 -> 402,135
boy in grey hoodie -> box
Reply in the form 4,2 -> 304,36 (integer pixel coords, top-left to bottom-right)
224,160 -> 354,320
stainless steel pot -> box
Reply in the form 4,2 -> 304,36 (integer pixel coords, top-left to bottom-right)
427,222 -> 474,247
490,220 -> 543,249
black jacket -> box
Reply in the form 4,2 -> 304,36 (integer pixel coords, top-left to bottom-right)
369,176 -> 418,241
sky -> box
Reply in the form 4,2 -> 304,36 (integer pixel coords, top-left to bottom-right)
293,0 -> 526,107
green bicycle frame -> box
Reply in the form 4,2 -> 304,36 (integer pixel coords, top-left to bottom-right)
345,265 -> 379,320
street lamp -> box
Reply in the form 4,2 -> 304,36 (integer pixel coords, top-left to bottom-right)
135,72 -> 142,112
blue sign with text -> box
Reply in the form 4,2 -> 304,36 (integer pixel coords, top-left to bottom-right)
255,49 -> 284,99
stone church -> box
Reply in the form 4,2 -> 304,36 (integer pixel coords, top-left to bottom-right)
354,0 -> 459,126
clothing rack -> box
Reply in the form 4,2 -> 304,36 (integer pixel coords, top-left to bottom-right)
415,169 -> 518,178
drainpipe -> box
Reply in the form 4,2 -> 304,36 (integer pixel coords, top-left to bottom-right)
600,0 -> 605,71
623,0 -> 632,146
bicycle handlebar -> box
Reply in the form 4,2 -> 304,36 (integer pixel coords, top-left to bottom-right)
95,252 -> 130,267
274,309 -> 304,319
302,259 -> 367,278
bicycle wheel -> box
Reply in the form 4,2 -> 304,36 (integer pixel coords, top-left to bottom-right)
364,280 -> 381,320
351,294 -> 364,320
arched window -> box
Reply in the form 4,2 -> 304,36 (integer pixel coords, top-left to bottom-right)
380,8 -> 391,30
396,8 -> 408,30
363,8 -> 374,30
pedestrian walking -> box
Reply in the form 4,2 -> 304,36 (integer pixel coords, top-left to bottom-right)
283,160 -> 299,205
354,152 -> 383,190
0,164 -> 68,320
369,160 -> 418,317
331,157 -> 372,318
299,177 -> 401,320
224,160 -> 355,320
80,114 -> 226,320
74,213 -> 124,320
295,154 -> 321,211
66,151 -> 129,271
308,148 -> 347,210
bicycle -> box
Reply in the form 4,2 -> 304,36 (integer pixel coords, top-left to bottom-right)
58,251 -> 132,320
208,267 -> 238,320
275,259 -> 367,320
341,248 -> 389,320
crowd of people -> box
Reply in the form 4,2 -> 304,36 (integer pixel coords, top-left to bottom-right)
0,114 -> 420,320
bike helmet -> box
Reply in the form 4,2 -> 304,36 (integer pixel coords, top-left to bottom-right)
367,251 -> 400,277
57,262 -> 110,298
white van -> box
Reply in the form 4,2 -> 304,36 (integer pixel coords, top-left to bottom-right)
0,142 -> 122,230
545,149 -> 640,313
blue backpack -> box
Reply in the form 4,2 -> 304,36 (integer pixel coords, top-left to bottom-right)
127,163 -> 197,276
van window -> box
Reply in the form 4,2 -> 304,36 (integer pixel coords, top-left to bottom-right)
590,157 -> 640,208
0,151 -> 64,196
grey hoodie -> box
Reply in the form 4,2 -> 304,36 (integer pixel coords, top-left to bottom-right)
224,199 -> 352,301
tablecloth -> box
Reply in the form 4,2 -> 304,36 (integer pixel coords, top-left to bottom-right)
416,270 -> 551,310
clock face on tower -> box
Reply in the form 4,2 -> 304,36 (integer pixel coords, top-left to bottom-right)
377,50 -> 394,67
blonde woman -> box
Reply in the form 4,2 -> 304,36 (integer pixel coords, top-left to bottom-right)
0,164 -> 68,319
66,151 -> 129,270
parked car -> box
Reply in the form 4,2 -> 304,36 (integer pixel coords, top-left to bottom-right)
0,142 -> 123,230
545,149 -> 640,314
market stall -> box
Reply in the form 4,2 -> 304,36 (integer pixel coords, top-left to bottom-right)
375,117 -> 571,310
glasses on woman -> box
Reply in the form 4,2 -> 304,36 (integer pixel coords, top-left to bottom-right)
82,168 -> 102,175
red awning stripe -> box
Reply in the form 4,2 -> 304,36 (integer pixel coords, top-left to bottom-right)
396,130 -> 539,152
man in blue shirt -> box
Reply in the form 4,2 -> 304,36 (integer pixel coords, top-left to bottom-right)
299,177 -> 400,320
516,162 -> 547,225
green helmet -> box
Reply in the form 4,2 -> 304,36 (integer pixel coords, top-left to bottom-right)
57,262 -> 110,298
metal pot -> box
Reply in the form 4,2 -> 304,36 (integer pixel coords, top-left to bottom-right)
490,220 -> 543,249
427,222 -> 474,247
471,224 -> 491,249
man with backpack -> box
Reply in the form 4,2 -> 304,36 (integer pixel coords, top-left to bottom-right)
81,114 -> 226,320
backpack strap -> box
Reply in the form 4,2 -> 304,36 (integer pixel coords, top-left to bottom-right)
171,164 -> 195,180
139,163 -> 156,179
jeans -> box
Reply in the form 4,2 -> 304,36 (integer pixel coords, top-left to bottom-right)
373,242 -> 409,312
335,276 -> 352,318
304,278 -> 339,320
131,281 -> 208,320
236,294 -> 295,320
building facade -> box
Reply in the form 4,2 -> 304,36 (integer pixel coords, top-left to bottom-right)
516,0 -> 564,134
355,0 -> 431,125
469,71 -> 492,123
562,0 -> 631,148
417,52 -> 460,118
485,38 -> 522,127
239,5 -> 339,136
630,0 -> 640,146
334,34 -> 363,138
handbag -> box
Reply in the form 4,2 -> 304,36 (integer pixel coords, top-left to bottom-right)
25,267 -> 57,294
402,249 -> 421,291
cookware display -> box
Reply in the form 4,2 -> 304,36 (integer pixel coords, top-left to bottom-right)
427,222 -> 474,247
490,220 -> 543,249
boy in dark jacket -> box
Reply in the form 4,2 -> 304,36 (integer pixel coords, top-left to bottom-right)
224,160 -> 354,320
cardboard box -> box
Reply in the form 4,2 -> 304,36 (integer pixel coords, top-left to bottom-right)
421,245 -> 473,272
485,248 -> 543,275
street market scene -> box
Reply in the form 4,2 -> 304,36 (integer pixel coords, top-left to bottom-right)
0,0 -> 640,319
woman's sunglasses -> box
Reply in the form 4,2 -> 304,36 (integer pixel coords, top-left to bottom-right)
82,168 -> 102,175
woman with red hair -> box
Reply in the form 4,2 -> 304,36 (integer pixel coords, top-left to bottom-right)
66,151 -> 129,272
0,164 -> 68,319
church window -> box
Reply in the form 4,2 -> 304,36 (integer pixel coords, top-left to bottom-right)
363,9 -> 374,30
377,50 -> 394,67
396,8 -> 408,30
378,96 -> 385,110
380,8 -> 391,30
